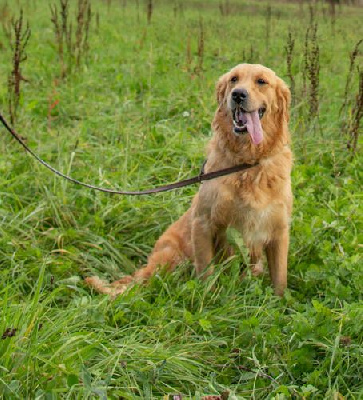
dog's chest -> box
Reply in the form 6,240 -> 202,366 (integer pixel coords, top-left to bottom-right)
208,173 -> 288,245
231,203 -> 276,245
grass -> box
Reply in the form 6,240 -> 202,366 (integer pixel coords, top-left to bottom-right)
0,0 -> 362,398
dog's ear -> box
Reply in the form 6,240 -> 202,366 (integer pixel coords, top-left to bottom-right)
216,73 -> 228,104
275,78 -> 291,124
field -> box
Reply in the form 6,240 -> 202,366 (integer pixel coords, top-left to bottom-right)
0,0 -> 362,398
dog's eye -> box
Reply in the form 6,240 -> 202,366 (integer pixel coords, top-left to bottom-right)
257,78 -> 268,85
230,76 -> 238,83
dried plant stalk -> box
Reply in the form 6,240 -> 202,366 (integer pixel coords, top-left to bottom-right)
7,9 -> 31,125
299,0 -> 303,17
75,0 -> 92,67
307,23 -> 319,118
50,0 -> 92,77
147,0 -> 152,24
96,10 -> 100,33
346,70 -> 362,155
329,0 -> 336,35
50,0 -> 69,78
302,26 -> 309,96
219,0 -> 230,16
136,0 -> 140,22
50,0 -> 71,77
308,3 -> 316,24
196,17 -> 204,74
186,34 -> 192,72
285,29 -> 295,107
340,39 -> 362,115
265,4 -> 272,50
303,23 -> 320,120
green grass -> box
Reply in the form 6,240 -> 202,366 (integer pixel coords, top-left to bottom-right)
0,0 -> 362,398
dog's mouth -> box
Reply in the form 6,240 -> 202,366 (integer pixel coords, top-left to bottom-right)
232,106 -> 266,145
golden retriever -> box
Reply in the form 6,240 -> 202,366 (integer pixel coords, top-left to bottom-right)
86,63 -> 292,297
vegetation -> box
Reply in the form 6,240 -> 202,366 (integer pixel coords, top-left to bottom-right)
0,0 -> 362,398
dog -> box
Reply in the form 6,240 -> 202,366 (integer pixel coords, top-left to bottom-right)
86,63 -> 293,297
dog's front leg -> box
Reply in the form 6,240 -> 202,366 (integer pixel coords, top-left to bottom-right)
265,228 -> 289,296
191,217 -> 215,278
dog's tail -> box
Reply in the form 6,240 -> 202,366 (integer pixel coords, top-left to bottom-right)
84,276 -> 132,298
85,209 -> 192,297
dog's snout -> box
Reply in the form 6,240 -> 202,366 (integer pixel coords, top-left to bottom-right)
232,88 -> 248,103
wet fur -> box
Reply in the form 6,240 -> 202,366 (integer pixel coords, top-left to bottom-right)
86,64 -> 293,297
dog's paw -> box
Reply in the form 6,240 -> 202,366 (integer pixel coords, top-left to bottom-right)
251,261 -> 264,276
240,261 -> 264,280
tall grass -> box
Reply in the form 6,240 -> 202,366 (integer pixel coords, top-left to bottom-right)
0,0 -> 362,398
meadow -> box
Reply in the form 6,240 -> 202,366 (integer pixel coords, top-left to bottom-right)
0,0 -> 362,398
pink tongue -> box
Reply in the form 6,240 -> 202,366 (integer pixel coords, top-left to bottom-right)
245,111 -> 263,145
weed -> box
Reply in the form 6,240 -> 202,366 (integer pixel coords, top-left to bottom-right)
219,0 -> 231,16
328,0 -> 336,34
50,0 -> 70,78
285,28 -> 295,107
346,70 -> 362,154
196,17 -> 205,74
50,0 -> 92,78
308,2 -> 316,24
302,24 -> 308,96
147,0 -> 153,24
6,9 -> 31,125
340,39 -> 362,116
265,4 -> 272,50
75,0 -> 92,67
136,0 -> 140,22
95,9 -> 100,33
303,22 -> 320,120
186,34 -> 192,72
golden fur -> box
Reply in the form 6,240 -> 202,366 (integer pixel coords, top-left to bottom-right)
86,64 -> 293,297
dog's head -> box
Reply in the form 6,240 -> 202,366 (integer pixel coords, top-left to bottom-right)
216,64 -> 290,145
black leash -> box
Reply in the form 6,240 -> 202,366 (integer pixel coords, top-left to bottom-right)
0,112 -> 258,195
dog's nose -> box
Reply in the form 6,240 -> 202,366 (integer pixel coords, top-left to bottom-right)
232,88 -> 248,103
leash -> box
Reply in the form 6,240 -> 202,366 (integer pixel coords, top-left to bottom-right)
0,112 -> 258,195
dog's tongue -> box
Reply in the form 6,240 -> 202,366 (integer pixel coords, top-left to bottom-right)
246,110 -> 263,145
